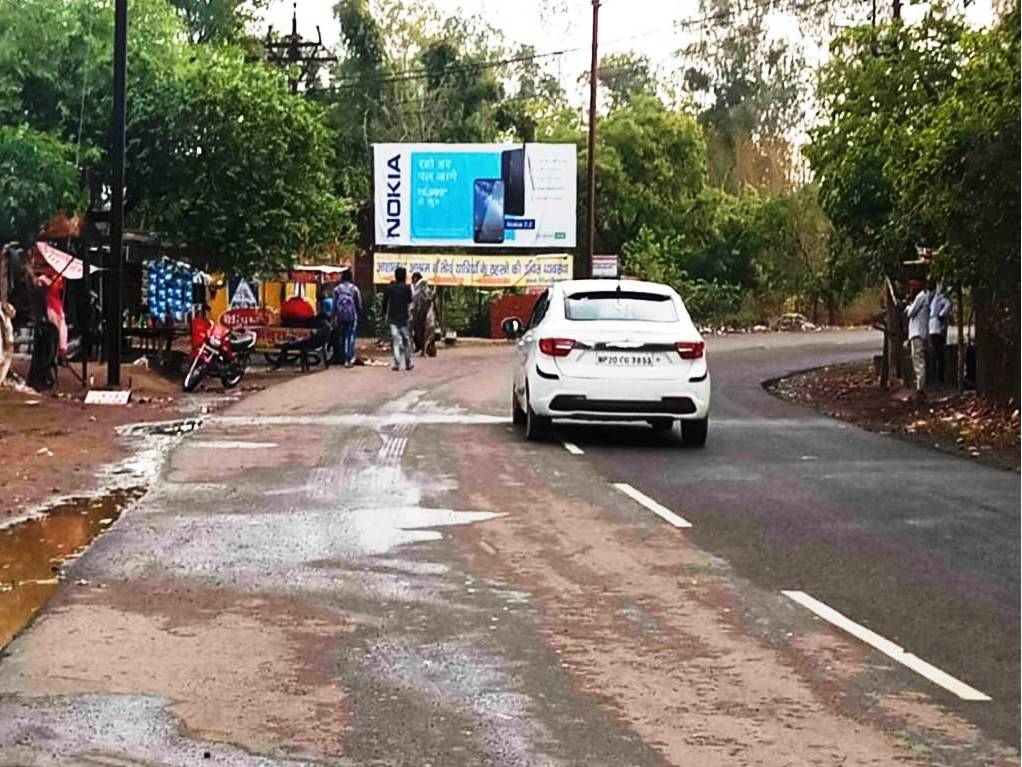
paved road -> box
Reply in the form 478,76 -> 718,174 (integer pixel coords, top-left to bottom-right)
0,330 -> 1017,766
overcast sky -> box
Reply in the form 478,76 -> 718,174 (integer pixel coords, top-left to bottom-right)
263,0 -> 996,106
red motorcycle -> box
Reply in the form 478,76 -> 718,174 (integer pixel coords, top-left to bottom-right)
183,319 -> 257,392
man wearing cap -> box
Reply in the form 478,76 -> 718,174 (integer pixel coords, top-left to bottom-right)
905,279 -> 930,398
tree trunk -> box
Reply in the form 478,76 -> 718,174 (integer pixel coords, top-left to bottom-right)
956,285 -> 965,393
0,244 -> 8,306
973,285 -> 1021,405
884,277 -> 903,387
0,246 -> 9,386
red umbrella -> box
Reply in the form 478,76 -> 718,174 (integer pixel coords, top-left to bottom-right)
36,242 -> 86,280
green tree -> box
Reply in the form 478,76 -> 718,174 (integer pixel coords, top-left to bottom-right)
0,0 -> 186,216
592,95 -> 706,256
167,0 -> 267,44
803,9 -> 966,277
0,125 -> 81,244
326,0 -> 390,202
620,228 -> 742,324
580,52 -> 657,110
682,0 -> 815,194
898,6 -> 1020,401
153,50 -> 352,274
898,7 -> 1019,296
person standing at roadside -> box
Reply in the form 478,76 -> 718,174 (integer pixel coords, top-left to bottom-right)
332,269 -> 361,368
410,271 -> 437,358
382,266 -> 413,371
905,279 -> 930,398
928,284 -> 951,385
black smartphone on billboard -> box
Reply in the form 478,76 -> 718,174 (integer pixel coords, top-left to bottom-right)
473,179 -> 505,244
501,148 -> 525,216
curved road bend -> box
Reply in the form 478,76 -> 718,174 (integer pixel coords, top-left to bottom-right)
0,329 -> 1016,766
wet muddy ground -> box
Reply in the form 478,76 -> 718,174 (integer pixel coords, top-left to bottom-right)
0,488 -> 143,648
0,335 -> 1016,766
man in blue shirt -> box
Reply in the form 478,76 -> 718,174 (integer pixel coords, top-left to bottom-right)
332,269 -> 361,368
928,285 -> 951,385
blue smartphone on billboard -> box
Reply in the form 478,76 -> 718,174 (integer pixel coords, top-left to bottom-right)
473,178 -> 505,244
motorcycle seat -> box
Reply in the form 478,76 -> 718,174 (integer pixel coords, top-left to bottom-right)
229,330 -> 257,351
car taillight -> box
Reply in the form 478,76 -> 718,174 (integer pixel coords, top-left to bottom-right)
675,341 -> 704,359
539,338 -> 575,357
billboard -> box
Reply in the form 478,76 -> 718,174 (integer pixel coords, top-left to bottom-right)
373,143 -> 577,248
373,253 -> 573,288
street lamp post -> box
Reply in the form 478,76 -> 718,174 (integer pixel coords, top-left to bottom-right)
586,0 -> 600,277
106,0 -> 127,387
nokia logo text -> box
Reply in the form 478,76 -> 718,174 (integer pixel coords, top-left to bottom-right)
386,154 -> 401,237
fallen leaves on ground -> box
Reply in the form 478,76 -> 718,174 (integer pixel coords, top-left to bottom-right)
768,361 -> 1019,471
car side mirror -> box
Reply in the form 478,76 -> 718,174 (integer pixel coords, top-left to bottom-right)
501,316 -> 524,340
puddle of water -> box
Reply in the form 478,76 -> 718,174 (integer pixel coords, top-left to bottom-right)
0,488 -> 144,649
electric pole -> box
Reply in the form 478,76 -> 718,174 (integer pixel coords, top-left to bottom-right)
586,0 -> 600,277
106,0 -> 127,387
265,3 -> 337,95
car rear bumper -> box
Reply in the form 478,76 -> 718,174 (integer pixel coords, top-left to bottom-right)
529,369 -> 710,420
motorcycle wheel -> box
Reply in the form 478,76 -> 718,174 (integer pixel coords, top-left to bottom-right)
183,356 -> 207,392
221,355 -> 247,388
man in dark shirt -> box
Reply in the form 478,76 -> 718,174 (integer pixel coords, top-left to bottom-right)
381,266 -> 414,371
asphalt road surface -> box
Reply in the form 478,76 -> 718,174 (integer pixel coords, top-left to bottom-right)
0,329 -> 1017,766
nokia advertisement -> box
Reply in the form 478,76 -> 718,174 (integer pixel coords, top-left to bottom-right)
372,143 -> 577,248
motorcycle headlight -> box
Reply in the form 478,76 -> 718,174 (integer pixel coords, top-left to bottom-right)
207,334 -> 221,348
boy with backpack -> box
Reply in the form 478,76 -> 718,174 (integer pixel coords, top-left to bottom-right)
332,269 -> 361,367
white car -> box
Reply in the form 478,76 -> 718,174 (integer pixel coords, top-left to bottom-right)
507,279 -> 710,446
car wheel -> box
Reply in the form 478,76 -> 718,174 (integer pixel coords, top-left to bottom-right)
648,418 -> 674,433
681,416 -> 708,447
512,386 -> 526,426
524,388 -> 551,442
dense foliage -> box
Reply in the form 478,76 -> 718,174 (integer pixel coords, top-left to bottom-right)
0,0 -> 1015,362
0,0 -> 350,274
0,125 -> 82,243
805,3 -> 1020,400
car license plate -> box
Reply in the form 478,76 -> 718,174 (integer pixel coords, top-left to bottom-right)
595,353 -> 657,367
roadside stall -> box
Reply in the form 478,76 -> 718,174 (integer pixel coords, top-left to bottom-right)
133,258 -> 195,365
197,265 -> 348,368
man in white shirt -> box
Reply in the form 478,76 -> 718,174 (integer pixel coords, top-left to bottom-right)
905,279 -> 930,397
928,286 -> 951,384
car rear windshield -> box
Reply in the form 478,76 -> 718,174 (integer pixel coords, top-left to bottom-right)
563,291 -> 679,322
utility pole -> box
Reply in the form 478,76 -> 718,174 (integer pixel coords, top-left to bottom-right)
106,0 -> 127,387
586,0 -> 600,277
265,3 -> 337,95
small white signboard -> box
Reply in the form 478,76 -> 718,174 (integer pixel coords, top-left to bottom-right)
591,254 -> 619,278
85,389 -> 132,405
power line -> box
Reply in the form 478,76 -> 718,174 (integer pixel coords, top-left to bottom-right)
321,0 -> 839,92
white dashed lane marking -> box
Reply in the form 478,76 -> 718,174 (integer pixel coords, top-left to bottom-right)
782,590 -> 991,701
562,441 -> 585,455
613,483 -> 692,529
